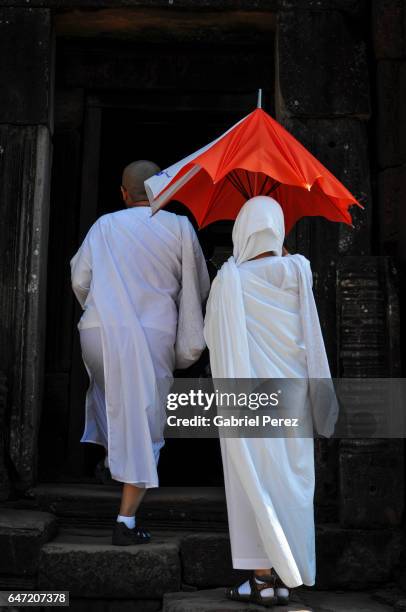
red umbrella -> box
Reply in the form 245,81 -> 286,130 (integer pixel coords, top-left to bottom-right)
145,98 -> 363,233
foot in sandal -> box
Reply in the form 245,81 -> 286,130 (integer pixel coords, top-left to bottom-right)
274,570 -> 290,605
226,572 -> 278,607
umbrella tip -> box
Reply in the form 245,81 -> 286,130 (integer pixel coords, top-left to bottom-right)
257,88 -> 262,109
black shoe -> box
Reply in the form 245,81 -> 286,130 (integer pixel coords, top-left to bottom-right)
112,522 -> 151,546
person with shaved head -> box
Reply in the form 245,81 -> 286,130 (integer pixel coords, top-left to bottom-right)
71,160 -> 210,545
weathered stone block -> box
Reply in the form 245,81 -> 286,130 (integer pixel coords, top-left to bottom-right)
180,526 -> 402,591
0,510 -> 57,576
337,257 -> 400,377
339,440 -> 404,528
280,0 -> 365,13
69,600 -> 161,612
377,165 -> 406,259
60,42 -> 274,92
38,538 -> 181,598
0,575 -> 37,593
0,124 -> 52,489
0,372 -> 9,501
376,61 -> 406,168
180,533 -> 247,588
282,117 -> 371,255
0,0 -> 278,6
373,586 -> 406,608
54,89 -> 85,130
372,0 -> 406,59
280,118 -> 371,371
33,484 -> 228,531
316,524 -> 402,588
314,439 -> 339,523
300,589 -> 398,611
276,10 -> 370,118
0,8 -> 52,124
397,530 -> 406,591
164,588 -> 310,611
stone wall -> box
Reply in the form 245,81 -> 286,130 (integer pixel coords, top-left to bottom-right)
0,8 -> 53,494
373,0 -> 406,260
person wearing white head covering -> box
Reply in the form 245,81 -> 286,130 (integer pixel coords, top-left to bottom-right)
204,196 -> 337,606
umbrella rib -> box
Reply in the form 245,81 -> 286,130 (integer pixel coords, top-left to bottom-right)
230,170 -> 248,196
259,173 -> 269,195
226,172 -> 241,193
245,170 -> 253,198
228,170 -> 250,200
265,181 -> 281,196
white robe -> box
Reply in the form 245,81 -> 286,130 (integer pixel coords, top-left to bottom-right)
71,207 -> 210,487
204,196 -> 338,588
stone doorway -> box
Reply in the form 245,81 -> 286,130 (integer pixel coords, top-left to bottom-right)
38,18 -> 276,484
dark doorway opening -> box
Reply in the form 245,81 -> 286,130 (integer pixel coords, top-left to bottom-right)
39,26 -> 275,486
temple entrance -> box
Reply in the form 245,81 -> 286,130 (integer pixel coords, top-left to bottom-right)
38,18 -> 275,484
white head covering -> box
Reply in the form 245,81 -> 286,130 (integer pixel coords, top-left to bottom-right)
232,196 -> 285,265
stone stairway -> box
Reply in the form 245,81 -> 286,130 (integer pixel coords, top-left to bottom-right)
18,524 -> 396,611
163,589 -> 394,612
28,483 -> 228,531
0,484 -> 403,611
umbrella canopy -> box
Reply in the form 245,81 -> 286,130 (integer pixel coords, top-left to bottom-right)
145,107 -> 363,233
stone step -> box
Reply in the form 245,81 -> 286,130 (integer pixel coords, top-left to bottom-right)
180,526 -> 402,590
163,588 -> 311,611
0,509 -> 57,579
163,588 -> 393,612
1,501 -> 402,594
38,528 -> 181,599
38,527 -> 248,596
35,522 -> 402,598
27,484 -> 228,531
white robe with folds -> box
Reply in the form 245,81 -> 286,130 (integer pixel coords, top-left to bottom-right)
71,207 -> 210,487
204,250 -> 338,587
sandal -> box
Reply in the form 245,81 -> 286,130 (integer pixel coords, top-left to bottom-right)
272,569 -> 290,605
226,572 -> 278,608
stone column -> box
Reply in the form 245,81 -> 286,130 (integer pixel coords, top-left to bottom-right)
372,0 -> 406,260
275,5 -> 372,366
0,8 -> 53,493
275,4 -> 372,523
336,257 -> 403,528
371,0 -> 406,590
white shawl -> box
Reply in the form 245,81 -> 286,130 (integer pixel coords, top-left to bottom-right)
71,208 -> 210,486
204,196 -> 338,437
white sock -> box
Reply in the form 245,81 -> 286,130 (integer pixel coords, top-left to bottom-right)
238,576 -> 274,599
117,514 -> 136,529
276,586 -> 289,598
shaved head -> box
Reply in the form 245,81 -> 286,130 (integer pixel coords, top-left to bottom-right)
122,160 -> 160,203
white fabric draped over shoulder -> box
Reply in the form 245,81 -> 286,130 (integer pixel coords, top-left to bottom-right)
204,196 -> 338,588
204,196 -> 337,433
71,207 -> 210,487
